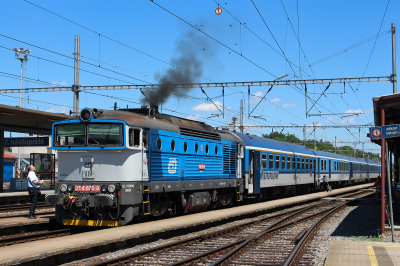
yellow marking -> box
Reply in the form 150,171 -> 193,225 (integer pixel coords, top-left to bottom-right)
143,201 -> 150,203
144,213 -> 151,215
366,245 -> 378,266
63,219 -> 118,227
144,190 -> 149,192
237,192 -> 240,193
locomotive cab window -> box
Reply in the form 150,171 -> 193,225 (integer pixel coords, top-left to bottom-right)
88,124 -> 123,146
128,128 -> 140,147
54,124 -> 85,146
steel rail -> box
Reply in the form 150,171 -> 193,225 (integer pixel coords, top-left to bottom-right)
283,202 -> 347,266
209,202 -> 338,265
85,202 -> 326,266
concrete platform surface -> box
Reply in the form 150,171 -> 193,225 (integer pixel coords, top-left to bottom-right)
325,240 -> 400,266
0,183 -> 373,265
0,213 -> 54,229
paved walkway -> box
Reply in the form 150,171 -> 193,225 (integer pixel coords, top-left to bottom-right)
325,240 -> 400,266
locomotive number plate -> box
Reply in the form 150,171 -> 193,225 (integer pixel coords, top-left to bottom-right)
75,185 -> 100,192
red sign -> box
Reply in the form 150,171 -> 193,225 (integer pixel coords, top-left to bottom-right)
372,128 -> 382,137
75,185 -> 100,192
198,164 -> 205,170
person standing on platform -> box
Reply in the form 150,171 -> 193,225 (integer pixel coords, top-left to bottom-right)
374,176 -> 382,202
27,165 -> 43,219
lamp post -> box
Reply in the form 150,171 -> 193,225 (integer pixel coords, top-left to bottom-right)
13,47 -> 31,171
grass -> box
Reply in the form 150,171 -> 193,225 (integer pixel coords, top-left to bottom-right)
361,236 -> 383,242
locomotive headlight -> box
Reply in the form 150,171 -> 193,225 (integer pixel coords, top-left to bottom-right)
108,184 -> 116,193
60,184 -> 67,193
101,185 -> 107,193
67,185 -> 74,192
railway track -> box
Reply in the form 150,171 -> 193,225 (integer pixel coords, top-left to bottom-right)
85,190 -> 374,266
0,203 -> 55,218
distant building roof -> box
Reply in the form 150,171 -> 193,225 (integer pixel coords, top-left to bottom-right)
3,153 -> 17,159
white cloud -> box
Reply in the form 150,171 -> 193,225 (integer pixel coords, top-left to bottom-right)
186,114 -> 202,121
344,109 -> 364,115
327,115 -> 356,125
51,81 -> 68,87
193,101 -> 223,112
46,106 -> 69,115
306,122 -> 323,132
282,103 -> 297,108
269,98 -> 281,103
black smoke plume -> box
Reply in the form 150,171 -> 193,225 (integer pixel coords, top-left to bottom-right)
141,31 -> 213,108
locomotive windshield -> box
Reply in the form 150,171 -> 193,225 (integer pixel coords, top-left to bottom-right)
54,123 -> 123,147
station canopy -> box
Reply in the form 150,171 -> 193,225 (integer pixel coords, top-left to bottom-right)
0,104 -> 72,135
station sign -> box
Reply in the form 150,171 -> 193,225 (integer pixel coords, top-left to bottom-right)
369,125 -> 400,139
4,137 -> 50,147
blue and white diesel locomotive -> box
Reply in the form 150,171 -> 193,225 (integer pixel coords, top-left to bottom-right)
46,106 -> 380,226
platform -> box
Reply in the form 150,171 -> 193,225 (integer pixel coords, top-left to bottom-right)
0,189 -> 54,204
0,183 -> 373,266
325,240 -> 400,266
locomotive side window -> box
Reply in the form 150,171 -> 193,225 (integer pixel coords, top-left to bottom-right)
156,138 -> 162,151
205,144 -> 209,154
282,156 -> 286,170
142,131 -> 148,148
215,145 -> 218,155
269,154 -> 273,169
184,141 -> 188,153
262,154 -> 267,169
171,139 -> 175,152
54,124 -> 85,146
195,143 -> 199,153
275,155 -> 280,169
128,128 -> 140,147
287,157 -> 291,170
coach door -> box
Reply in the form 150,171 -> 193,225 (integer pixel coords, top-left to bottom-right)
142,130 -> 149,181
248,151 -> 254,194
254,151 -> 261,194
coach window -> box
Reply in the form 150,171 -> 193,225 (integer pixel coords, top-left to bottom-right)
269,154 -> 273,169
275,155 -> 280,169
287,157 -> 291,170
282,156 -> 286,170
334,162 -> 336,171
183,141 -> 188,153
195,143 -> 199,153
156,138 -> 162,151
171,139 -> 175,152
306,158 -> 309,170
293,157 -> 296,169
301,158 -> 304,170
297,157 -> 301,170
205,144 -> 209,154
324,160 -> 327,171
215,145 -> 218,155
262,154 -> 267,169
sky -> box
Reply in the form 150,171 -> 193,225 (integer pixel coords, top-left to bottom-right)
1,0 -> 399,156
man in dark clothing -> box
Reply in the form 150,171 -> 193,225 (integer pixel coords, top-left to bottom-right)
27,165 -> 44,219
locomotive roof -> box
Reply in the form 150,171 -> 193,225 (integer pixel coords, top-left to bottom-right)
233,132 -> 315,156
